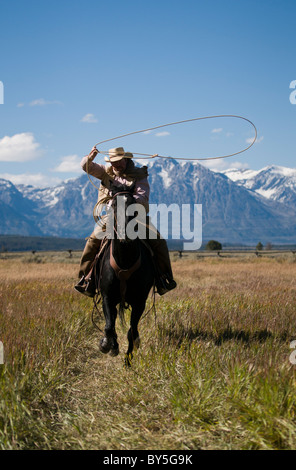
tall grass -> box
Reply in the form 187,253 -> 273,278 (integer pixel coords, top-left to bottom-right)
0,256 -> 296,449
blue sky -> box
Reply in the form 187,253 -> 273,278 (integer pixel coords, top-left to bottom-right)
0,0 -> 295,187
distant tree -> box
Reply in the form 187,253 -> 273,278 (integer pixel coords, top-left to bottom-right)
265,242 -> 273,251
206,240 -> 222,251
256,242 -> 263,251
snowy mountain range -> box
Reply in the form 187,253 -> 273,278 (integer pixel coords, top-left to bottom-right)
221,165 -> 296,206
0,160 -> 296,245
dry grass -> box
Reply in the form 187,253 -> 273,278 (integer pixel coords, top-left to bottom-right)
0,254 -> 296,449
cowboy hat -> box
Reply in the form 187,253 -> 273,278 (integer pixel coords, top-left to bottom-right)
104,147 -> 134,163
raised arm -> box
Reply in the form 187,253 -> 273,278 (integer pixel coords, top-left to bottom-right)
80,146 -> 106,180
133,177 -> 150,213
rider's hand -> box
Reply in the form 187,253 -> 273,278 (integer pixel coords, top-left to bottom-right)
88,146 -> 98,160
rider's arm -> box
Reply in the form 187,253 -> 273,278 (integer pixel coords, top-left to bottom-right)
80,147 -> 106,180
133,177 -> 150,213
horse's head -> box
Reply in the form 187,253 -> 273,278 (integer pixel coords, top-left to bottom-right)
110,181 -> 135,199
109,182 -> 136,242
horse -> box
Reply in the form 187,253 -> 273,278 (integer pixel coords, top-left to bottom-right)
95,182 -> 155,366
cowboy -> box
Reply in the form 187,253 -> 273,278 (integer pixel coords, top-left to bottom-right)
74,146 -> 177,297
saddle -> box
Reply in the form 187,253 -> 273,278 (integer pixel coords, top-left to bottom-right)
76,236 -> 175,299
85,238 -> 154,299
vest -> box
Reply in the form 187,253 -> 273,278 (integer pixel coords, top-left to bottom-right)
97,161 -> 148,206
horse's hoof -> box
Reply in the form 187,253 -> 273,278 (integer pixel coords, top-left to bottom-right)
134,336 -> 141,350
99,337 -> 111,354
109,346 -> 119,357
124,352 -> 133,368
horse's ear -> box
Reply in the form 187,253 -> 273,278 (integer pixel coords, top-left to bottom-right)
109,181 -> 128,196
109,181 -> 117,196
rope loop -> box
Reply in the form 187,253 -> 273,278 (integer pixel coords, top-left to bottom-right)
86,114 -> 257,191
94,114 -> 257,161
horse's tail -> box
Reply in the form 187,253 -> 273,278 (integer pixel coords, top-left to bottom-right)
118,297 -> 129,326
118,299 -> 126,326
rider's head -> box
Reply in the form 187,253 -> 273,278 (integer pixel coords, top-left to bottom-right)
105,147 -> 133,174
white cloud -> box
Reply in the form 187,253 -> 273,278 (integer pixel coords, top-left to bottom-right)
29,98 -> 62,106
0,132 -> 42,162
52,155 -> 81,173
211,128 -> 223,133
16,99 -> 62,107
155,131 -> 170,137
246,135 -> 263,144
201,159 -> 250,172
0,172 -> 62,188
81,113 -> 98,123
229,161 -> 250,170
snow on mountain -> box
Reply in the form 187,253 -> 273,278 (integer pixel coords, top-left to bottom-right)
221,165 -> 296,206
16,175 -> 98,238
0,178 -> 43,236
17,184 -> 67,208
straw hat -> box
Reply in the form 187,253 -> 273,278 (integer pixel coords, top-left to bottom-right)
104,147 -> 133,163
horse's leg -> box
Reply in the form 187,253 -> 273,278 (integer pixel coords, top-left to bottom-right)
125,300 -> 146,367
100,296 -> 119,356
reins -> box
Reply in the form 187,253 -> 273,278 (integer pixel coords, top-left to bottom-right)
93,191 -> 130,232
91,239 -> 110,332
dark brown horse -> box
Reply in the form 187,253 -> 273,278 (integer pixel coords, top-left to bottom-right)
95,182 -> 155,366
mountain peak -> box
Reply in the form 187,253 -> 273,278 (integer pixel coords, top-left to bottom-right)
223,164 -> 296,206
260,164 -> 296,178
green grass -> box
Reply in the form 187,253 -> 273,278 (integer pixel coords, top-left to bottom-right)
0,257 -> 296,449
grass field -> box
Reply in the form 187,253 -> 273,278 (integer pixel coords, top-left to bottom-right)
0,252 -> 296,450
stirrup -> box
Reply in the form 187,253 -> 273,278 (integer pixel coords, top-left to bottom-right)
74,276 -> 95,298
156,275 -> 177,296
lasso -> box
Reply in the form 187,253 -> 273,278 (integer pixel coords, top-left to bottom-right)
87,114 -> 257,222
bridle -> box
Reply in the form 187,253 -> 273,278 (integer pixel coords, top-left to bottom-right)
110,190 -> 135,242
93,190 -> 133,236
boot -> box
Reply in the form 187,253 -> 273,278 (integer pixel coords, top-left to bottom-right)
146,233 -> 177,295
74,275 -> 96,298
75,233 -> 103,297
78,234 -> 102,279
155,272 -> 177,296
